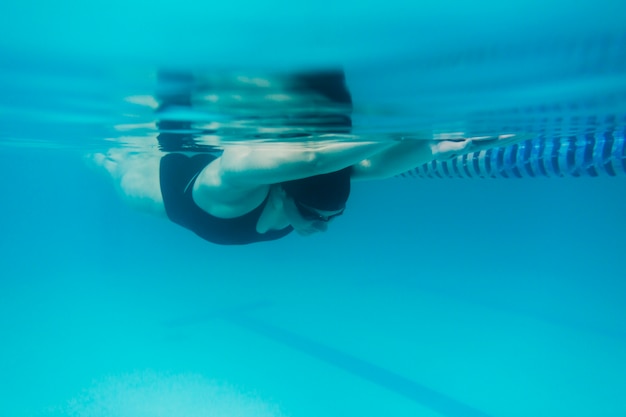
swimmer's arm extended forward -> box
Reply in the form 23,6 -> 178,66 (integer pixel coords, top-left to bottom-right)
196,139 -> 394,187
351,134 -> 525,181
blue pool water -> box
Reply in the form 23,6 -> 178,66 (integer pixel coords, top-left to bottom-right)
1,1 -> 626,416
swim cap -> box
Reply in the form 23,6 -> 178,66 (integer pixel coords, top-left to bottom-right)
281,167 -> 352,211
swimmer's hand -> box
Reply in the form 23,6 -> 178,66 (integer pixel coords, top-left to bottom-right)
431,133 -> 532,160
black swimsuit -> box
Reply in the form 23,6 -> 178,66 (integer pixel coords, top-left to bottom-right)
159,153 -> 293,245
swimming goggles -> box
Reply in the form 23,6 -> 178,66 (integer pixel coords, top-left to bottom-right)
294,200 -> 345,222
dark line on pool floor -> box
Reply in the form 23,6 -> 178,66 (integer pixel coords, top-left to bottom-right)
225,313 -> 495,417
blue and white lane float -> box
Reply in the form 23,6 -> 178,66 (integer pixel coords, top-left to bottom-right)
404,131 -> 626,178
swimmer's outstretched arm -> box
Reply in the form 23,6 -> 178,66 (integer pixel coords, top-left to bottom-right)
351,134 -> 525,181
351,139 -> 434,181
196,139 -> 395,187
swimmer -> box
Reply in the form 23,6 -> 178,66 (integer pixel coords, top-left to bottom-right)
94,71 -> 522,245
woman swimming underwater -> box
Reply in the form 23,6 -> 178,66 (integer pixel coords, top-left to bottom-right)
94,70 -> 522,245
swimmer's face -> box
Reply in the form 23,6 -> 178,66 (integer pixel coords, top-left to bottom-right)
284,197 -> 345,236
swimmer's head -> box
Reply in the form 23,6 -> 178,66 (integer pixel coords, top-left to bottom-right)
281,167 -> 352,215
